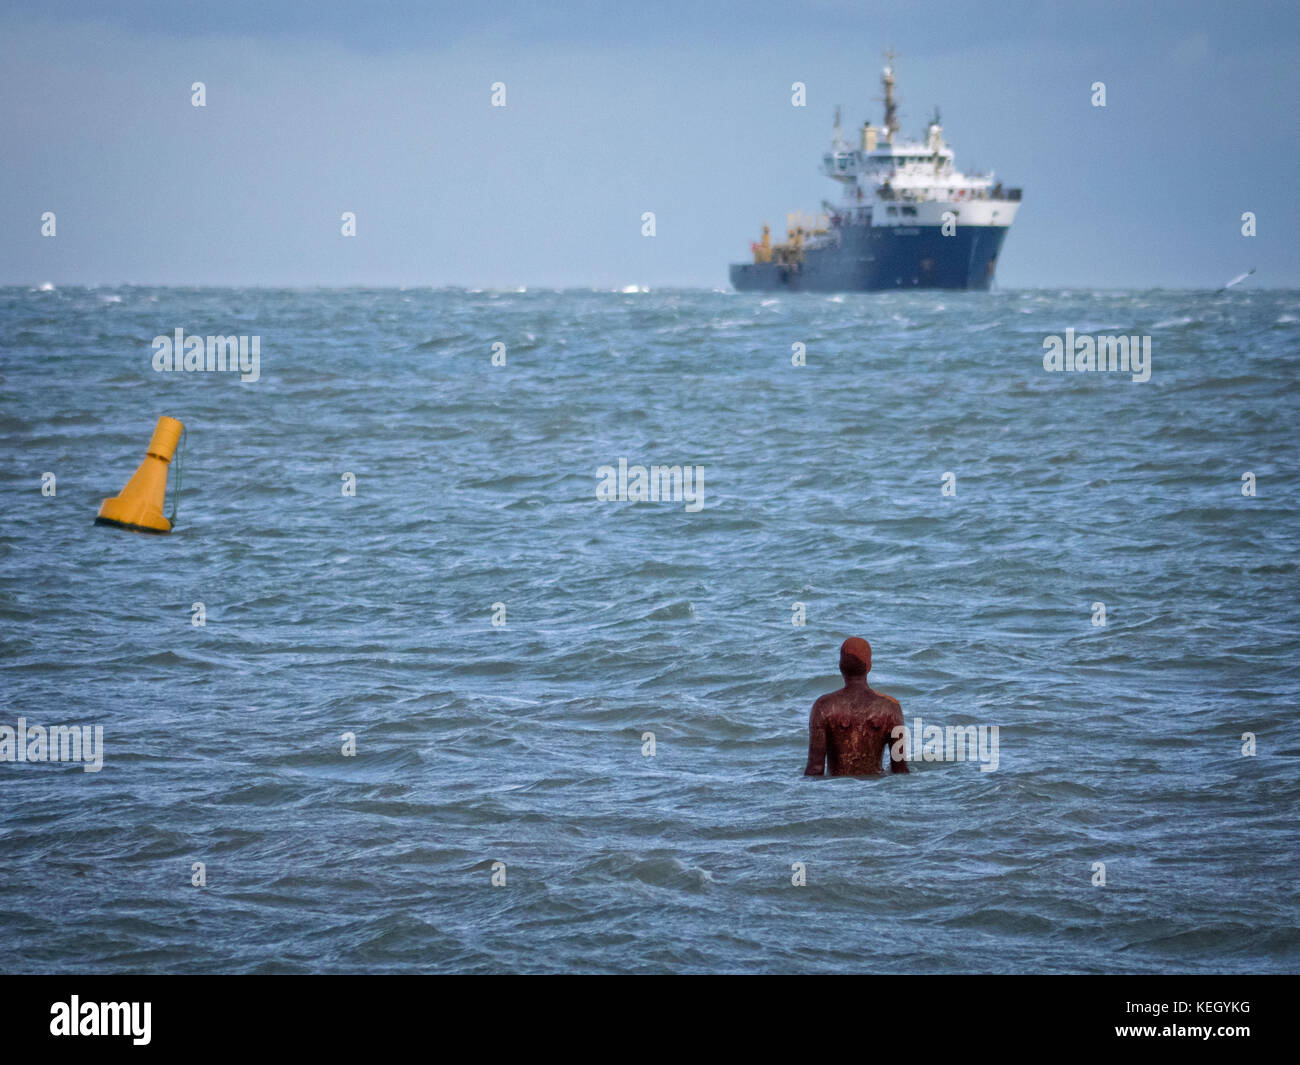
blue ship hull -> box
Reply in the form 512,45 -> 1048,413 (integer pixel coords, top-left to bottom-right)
730,223 -> 1009,292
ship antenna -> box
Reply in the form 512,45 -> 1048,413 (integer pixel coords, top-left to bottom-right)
832,104 -> 847,151
881,49 -> 900,141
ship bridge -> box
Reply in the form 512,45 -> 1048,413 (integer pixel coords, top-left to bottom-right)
820,55 -> 1020,216
823,117 -> 1008,207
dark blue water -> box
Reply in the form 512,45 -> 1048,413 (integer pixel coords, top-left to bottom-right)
1,285 -> 1297,973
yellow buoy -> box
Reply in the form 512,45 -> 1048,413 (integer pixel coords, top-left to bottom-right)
95,416 -> 185,534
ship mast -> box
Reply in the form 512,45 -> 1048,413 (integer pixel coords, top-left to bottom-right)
881,49 -> 900,142
831,104 -> 848,152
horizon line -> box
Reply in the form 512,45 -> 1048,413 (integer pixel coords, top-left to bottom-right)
5,282 -> 1289,293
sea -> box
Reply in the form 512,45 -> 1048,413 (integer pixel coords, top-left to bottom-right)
1,285 -> 1297,974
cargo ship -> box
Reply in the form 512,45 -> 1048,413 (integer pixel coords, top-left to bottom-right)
730,53 -> 1022,292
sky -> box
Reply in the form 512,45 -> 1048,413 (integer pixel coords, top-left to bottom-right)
2,0 -> 1297,289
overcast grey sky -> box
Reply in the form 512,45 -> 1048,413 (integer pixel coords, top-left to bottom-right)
2,1 -> 1297,288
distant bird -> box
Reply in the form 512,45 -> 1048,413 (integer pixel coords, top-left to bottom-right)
1218,267 -> 1256,292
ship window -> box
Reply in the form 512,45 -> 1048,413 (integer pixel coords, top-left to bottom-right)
887,206 -> 897,216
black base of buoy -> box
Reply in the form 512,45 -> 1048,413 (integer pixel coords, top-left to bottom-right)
93,517 -> 171,535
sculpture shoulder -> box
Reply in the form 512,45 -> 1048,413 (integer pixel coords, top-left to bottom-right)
874,691 -> 903,719
810,692 -> 836,718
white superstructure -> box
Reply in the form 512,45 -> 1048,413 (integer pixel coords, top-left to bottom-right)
820,55 -> 1021,230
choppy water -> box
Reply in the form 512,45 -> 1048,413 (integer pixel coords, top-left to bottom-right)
1,285 -> 1297,974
